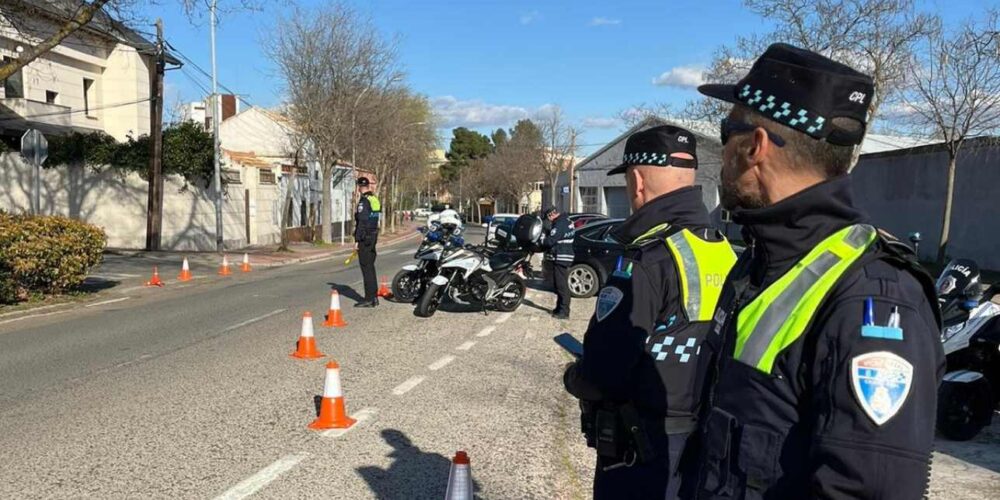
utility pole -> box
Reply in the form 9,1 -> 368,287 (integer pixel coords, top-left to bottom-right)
568,133 -> 576,212
210,0 -> 223,252
145,18 -> 165,251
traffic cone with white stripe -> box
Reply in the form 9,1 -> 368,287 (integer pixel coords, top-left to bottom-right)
145,266 -> 164,287
323,290 -> 347,328
291,312 -> 324,359
308,360 -> 356,430
444,451 -> 473,500
377,276 -> 392,299
178,258 -> 193,282
219,254 -> 233,276
240,253 -> 252,272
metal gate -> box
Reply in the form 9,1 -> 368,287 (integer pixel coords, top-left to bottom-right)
604,186 -> 630,219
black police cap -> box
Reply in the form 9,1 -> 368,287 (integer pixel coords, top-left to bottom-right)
608,124 -> 698,176
698,43 -> 875,146
356,177 -> 370,187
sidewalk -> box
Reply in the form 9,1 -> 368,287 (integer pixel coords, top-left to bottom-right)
89,223 -> 421,288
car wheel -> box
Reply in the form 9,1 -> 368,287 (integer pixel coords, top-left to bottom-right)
568,264 -> 599,298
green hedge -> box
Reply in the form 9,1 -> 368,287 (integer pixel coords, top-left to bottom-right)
0,213 -> 106,303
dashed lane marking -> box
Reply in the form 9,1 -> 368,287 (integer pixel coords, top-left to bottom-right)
392,376 -> 426,396
214,452 -> 309,500
476,326 -> 496,337
322,407 -> 377,438
428,355 -> 456,371
84,297 -> 131,308
456,341 -> 476,351
222,309 -> 288,333
529,316 -> 539,322
494,313 -> 512,324
525,330 -> 537,340
0,309 -> 73,326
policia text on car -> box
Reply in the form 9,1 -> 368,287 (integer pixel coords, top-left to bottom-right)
563,125 -> 737,499
681,44 -> 944,500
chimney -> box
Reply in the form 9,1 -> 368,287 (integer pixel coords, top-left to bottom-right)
221,94 -> 237,121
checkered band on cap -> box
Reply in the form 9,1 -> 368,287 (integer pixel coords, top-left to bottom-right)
738,84 -> 828,137
621,152 -> 673,166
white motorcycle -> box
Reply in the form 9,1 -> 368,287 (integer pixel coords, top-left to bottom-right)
936,259 -> 1000,441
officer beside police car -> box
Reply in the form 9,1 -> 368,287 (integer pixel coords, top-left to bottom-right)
681,43 -> 944,499
563,125 -> 737,499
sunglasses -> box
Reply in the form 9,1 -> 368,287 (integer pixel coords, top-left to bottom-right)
720,118 -> 786,147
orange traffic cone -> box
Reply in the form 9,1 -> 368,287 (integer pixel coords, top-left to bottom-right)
308,360 -> 357,430
444,451 -> 473,500
219,255 -> 232,276
145,266 -> 164,287
178,258 -> 193,282
377,276 -> 392,299
291,312 -> 324,359
323,291 -> 348,328
240,253 -> 252,273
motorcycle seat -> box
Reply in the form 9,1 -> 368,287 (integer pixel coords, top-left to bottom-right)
489,253 -> 520,271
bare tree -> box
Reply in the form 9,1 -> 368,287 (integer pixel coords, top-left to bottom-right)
692,0 -> 933,167
536,106 -> 579,206
0,0 -> 257,80
268,2 -> 402,243
900,11 -> 1000,263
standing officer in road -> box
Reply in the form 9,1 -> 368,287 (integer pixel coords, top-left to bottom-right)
684,44 -> 944,499
543,206 -> 574,319
354,177 -> 382,308
563,125 -> 737,499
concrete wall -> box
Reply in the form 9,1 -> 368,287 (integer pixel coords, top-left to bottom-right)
0,152 -> 249,251
851,143 -> 1000,270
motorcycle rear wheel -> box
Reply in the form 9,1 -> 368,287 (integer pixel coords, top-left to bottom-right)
494,276 -> 526,312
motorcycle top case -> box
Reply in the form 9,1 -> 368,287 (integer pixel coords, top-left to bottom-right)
512,214 -> 544,248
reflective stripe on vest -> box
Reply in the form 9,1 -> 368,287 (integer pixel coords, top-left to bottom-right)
734,224 -> 877,374
665,230 -> 737,322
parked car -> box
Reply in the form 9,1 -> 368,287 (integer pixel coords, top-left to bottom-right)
414,208 -> 431,218
485,213 -> 520,243
567,212 -> 608,229
566,218 -> 625,298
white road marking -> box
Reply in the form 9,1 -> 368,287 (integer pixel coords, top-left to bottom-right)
525,330 -> 537,340
119,285 -> 149,294
494,313 -> 512,324
322,407 -> 377,438
392,376 -> 426,396
93,272 -> 141,280
221,309 -> 287,333
84,297 -> 131,308
529,316 -> 539,322
214,452 -> 309,500
0,309 -> 72,326
428,355 -> 456,371
476,326 -> 496,337
379,249 -> 398,255
456,341 -> 476,351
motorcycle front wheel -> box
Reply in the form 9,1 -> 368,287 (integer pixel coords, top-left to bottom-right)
494,275 -> 526,312
391,269 -> 422,303
415,282 -> 445,318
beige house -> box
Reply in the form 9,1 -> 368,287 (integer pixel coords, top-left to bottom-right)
0,1 -> 180,141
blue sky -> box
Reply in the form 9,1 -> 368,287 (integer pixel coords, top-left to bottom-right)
143,0 -> 989,155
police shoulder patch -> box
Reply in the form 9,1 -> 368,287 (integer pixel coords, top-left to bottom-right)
851,351 -> 913,426
595,286 -> 624,322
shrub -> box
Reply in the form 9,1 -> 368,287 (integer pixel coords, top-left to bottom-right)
0,213 -> 106,303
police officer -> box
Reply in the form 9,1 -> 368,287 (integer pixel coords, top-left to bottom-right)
563,125 -> 737,499
543,206 -> 574,319
684,44 -> 944,499
354,177 -> 382,308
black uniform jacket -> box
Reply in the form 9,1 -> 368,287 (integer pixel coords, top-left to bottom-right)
689,176 -> 944,500
543,214 -> 575,264
564,185 -> 713,415
354,192 -> 379,244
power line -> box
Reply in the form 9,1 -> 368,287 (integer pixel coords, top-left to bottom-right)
164,39 -> 255,109
0,97 -> 151,124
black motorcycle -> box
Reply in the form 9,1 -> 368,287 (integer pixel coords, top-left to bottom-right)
935,259 -> 1000,440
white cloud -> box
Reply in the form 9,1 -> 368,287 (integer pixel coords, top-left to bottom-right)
589,17 -> 621,26
432,96 -> 533,128
582,117 -> 619,129
520,11 -> 540,25
651,65 -> 706,89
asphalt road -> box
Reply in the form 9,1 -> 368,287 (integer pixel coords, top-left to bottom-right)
0,225 -> 997,499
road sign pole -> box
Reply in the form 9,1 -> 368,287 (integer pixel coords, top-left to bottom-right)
32,146 -> 40,215
21,129 -> 47,215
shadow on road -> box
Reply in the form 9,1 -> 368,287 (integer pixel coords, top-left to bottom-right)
934,420 -> 1000,474
327,282 -> 363,303
356,429 -> 480,499
520,297 -> 550,313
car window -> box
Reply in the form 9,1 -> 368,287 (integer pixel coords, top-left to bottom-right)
579,224 -> 611,242
601,223 -> 623,244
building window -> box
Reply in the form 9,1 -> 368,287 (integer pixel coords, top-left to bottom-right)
579,186 -> 599,213
83,78 -> 94,115
45,91 -> 57,104
2,56 -> 24,98
259,169 -> 276,184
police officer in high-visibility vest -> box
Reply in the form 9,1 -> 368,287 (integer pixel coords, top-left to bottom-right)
354,177 -> 382,308
682,44 -> 944,499
563,125 -> 736,499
